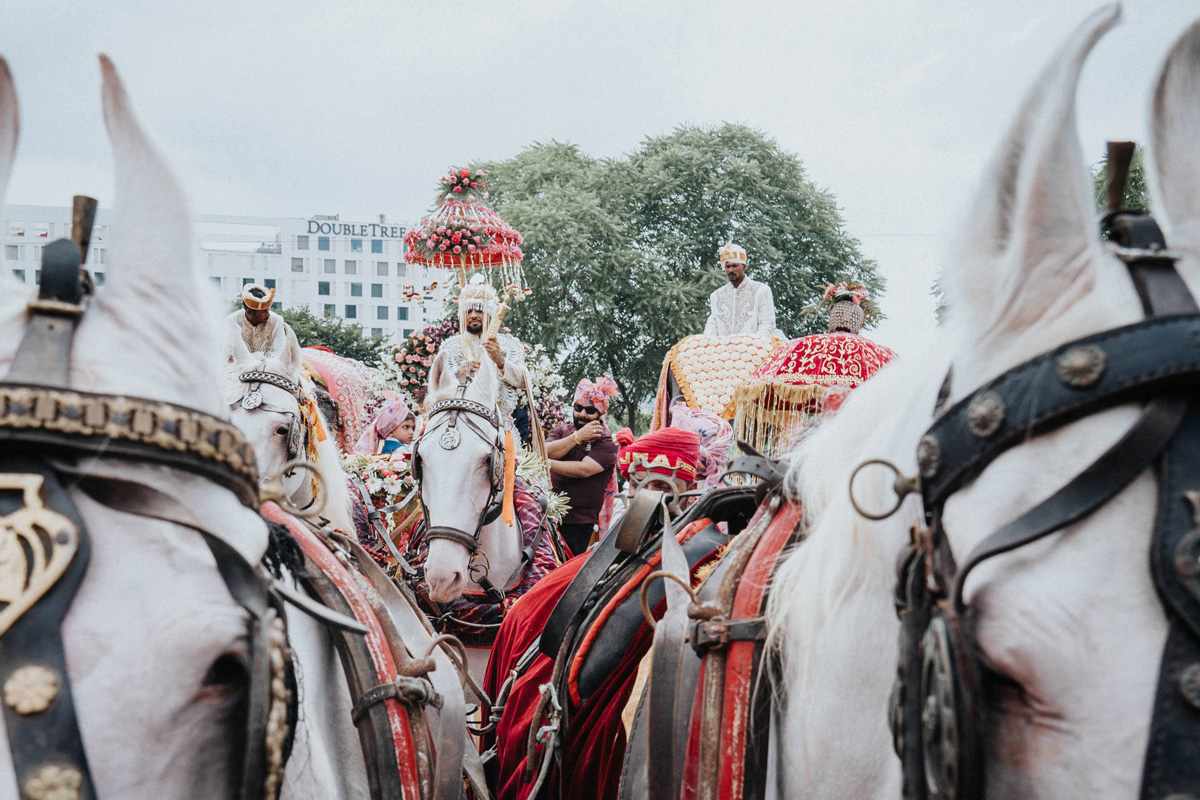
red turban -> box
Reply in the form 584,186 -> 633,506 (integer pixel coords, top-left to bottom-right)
617,427 -> 701,484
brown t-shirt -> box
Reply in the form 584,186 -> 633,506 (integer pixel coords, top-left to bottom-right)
548,421 -> 619,527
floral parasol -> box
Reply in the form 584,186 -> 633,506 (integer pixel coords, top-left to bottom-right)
733,331 -> 895,458
403,166 -> 526,295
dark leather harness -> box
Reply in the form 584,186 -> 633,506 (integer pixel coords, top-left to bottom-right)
0,223 -> 294,800
884,211 -> 1200,799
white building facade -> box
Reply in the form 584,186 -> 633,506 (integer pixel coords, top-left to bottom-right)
1,205 -> 442,344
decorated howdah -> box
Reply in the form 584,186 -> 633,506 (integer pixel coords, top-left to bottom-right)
651,334 -> 781,429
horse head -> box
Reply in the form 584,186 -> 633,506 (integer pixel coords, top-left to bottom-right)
768,7 -> 1200,798
0,57 -> 278,798
417,352 -> 521,605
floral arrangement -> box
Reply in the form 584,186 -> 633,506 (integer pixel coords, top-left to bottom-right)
375,316 -> 460,407
802,281 -> 882,326
522,343 -> 568,433
411,222 -> 493,262
439,167 -> 489,202
342,453 -> 416,506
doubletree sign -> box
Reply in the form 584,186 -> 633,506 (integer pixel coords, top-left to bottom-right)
307,219 -> 406,239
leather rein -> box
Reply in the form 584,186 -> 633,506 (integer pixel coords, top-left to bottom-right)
879,211 -> 1200,799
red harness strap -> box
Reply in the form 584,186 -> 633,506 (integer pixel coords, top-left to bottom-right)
679,499 -> 805,800
262,502 -> 424,799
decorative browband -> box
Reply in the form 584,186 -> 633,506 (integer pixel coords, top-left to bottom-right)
0,385 -> 260,506
239,370 -> 303,400
427,398 -> 500,429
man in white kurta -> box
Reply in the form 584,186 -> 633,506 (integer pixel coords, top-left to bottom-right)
703,242 -> 777,336
427,276 -> 528,431
226,284 -> 304,367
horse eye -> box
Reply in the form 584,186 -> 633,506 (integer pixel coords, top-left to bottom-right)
275,424 -> 289,436
204,652 -> 250,689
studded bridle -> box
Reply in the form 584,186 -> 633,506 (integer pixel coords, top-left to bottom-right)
863,211 -> 1200,799
235,368 -> 307,462
0,203 -> 294,800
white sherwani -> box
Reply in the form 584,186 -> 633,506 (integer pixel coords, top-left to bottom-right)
225,310 -> 303,367
703,277 -> 777,336
428,332 -> 528,429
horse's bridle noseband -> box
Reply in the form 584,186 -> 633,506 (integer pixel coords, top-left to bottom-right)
877,211 -> 1200,800
236,369 -> 307,461
0,215 -> 294,800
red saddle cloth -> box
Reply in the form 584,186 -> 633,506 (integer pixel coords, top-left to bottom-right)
483,519 -> 717,800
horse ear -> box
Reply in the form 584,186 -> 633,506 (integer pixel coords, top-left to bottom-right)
75,56 -> 222,409
945,5 -> 1119,345
0,57 -> 20,296
1149,17 -> 1200,276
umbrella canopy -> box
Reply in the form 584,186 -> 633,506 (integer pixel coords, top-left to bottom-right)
402,166 -> 525,292
733,331 -> 895,457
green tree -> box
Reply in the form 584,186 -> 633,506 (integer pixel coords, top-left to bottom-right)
1092,145 -> 1151,213
279,307 -> 387,363
478,125 -> 882,429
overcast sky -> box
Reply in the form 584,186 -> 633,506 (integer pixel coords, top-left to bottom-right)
1,0 -> 1197,355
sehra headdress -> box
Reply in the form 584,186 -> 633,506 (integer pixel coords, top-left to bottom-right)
241,284 -> 276,311
458,273 -> 498,330
718,242 -> 748,267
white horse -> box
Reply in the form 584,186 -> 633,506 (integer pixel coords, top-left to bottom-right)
0,56 -> 346,798
227,353 -> 356,538
417,356 -> 526,678
765,7 -> 1200,799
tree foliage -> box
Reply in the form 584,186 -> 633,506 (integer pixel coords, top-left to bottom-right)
477,124 -> 882,429
1092,145 -> 1151,213
279,307 -> 387,363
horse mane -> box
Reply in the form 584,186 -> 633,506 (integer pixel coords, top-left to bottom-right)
765,339 -> 949,690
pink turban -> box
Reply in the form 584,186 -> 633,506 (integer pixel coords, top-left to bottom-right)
668,403 -> 733,488
354,397 -> 413,454
574,377 -> 620,414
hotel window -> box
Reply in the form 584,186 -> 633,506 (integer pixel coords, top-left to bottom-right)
402,328 -> 413,338
7,222 -> 23,237
344,260 -> 358,275
318,281 -> 331,296
371,284 -> 383,298
5,245 -> 20,260
323,304 -> 335,317
372,328 -> 383,337
291,257 -> 305,273
397,307 -> 409,321
350,239 -> 363,253
32,246 -> 41,262
33,222 -> 49,238
263,279 -> 276,289
94,249 -> 106,264
349,283 -> 362,297
209,277 -> 222,290
93,225 -> 106,242
375,261 -> 388,276
296,235 -> 309,250
323,259 -> 336,274
243,278 -> 254,286
318,236 -> 331,251
371,239 -> 383,254
11,269 -> 24,282
94,273 -> 106,286
376,306 -> 388,320
396,263 -> 407,277
344,305 -> 358,319
272,302 -> 281,310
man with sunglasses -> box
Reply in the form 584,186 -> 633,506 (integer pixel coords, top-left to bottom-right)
547,377 -> 621,556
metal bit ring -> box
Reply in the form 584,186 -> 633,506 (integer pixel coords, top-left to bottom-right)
263,459 -> 327,520
849,459 -> 920,521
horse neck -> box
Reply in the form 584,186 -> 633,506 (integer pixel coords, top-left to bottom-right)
305,419 -> 355,537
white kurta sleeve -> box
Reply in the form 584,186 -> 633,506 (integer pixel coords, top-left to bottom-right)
703,292 -> 719,335
499,337 -> 527,390
756,284 -> 777,336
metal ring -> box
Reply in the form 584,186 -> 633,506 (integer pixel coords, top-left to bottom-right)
848,459 -> 919,521
639,569 -> 699,630
262,459 -> 327,519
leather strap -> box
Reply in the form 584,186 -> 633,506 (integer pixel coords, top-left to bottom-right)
921,313 -> 1200,506
539,515 -> 628,659
615,490 -> 664,554
0,459 -> 96,800
6,239 -> 88,387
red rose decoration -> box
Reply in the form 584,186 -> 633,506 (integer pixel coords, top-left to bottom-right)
453,245 -> 462,254
460,169 -> 470,177
453,186 -> 462,193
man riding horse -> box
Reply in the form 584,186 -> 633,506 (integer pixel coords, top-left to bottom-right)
226,283 -> 303,366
